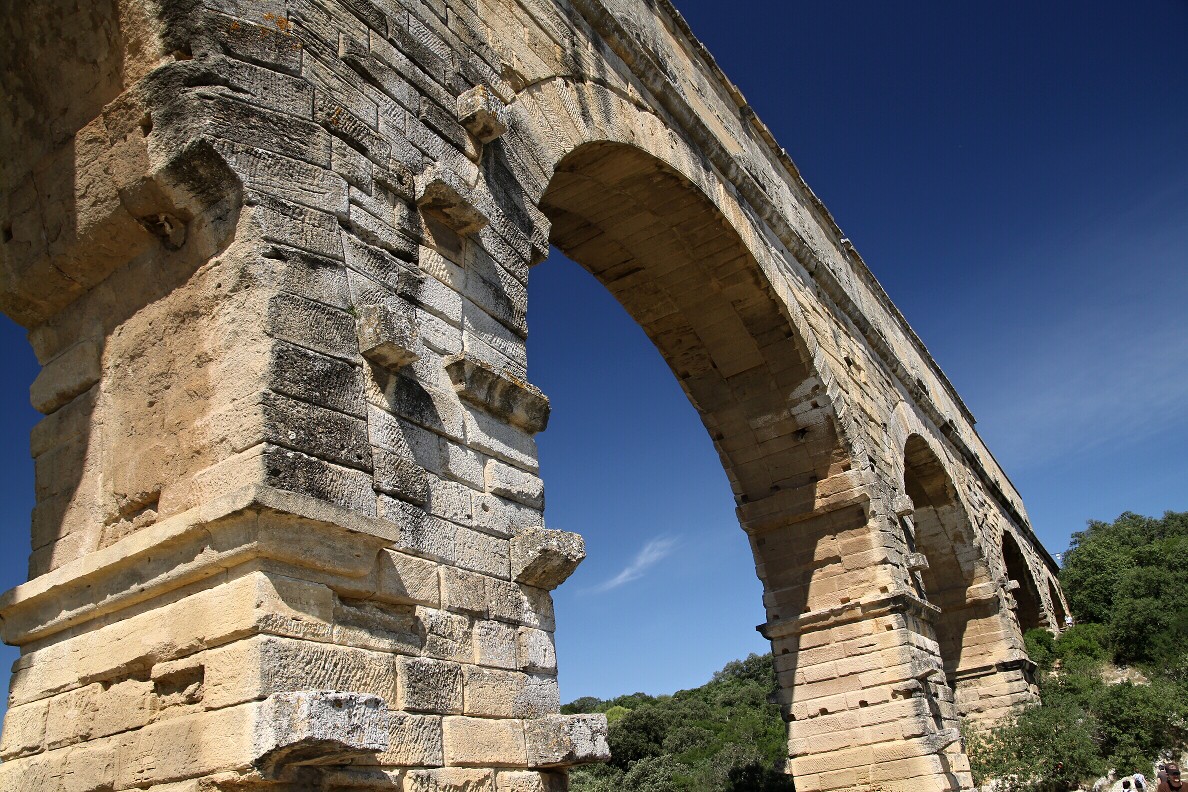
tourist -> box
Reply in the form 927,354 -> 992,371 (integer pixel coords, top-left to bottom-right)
1136,771 -> 1148,791
1157,764 -> 1182,792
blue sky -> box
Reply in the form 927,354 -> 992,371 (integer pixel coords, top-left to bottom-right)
1,1 -> 1186,713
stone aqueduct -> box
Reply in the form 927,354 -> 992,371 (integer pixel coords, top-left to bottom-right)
0,0 -> 1067,789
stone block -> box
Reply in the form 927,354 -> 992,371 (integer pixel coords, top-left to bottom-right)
397,657 -> 463,714
457,86 -> 509,143
419,607 -> 474,663
201,636 -> 398,710
487,579 -> 555,630
0,697 -> 48,759
254,691 -> 388,776
515,628 -> 557,674
463,667 -> 559,718
474,619 -> 519,670
358,302 -> 422,370
416,165 -> 488,235
404,768 -> 495,792
442,566 -> 489,616
472,493 -> 541,539
29,340 -> 101,414
444,354 -> 549,435
485,460 -> 543,509
377,549 -> 441,606
495,770 -> 566,792
455,525 -> 512,579
379,713 -> 444,767
442,716 -> 527,767
510,528 -> 585,590
523,714 -> 609,767
373,446 -> 430,505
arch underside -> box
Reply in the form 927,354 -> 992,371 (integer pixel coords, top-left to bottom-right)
539,142 -> 870,630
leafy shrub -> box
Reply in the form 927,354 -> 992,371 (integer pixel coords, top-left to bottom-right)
1025,628 -> 1056,670
1054,622 -> 1111,665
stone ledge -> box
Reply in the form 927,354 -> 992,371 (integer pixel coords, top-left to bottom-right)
0,485 -> 414,646
445,354 -> 550,435
757,589 -> 941,640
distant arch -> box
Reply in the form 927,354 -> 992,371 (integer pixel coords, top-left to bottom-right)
1047,577 -> 1068,631
1002,531 -> 1044,633
901,434 -> 990,679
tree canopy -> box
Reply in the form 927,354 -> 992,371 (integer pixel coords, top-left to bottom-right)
563,653 -> 790,791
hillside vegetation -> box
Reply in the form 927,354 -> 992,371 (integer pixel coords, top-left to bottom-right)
564,512 -> 1188,791
562,653 -> 790,791
966,511 -> 1188,788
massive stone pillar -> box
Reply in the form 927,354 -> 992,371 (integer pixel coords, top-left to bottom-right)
0,1 -> 1063,790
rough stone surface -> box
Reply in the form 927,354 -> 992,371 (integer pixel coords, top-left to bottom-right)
524,715 -> 611,768
0,1 -> 1066,790
253,690 -> 389,775
510,528 -> 585,590
358,301 -> 422,370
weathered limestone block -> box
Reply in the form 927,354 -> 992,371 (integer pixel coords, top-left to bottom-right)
198,636 -> 399,711
357,302 -> 422,370
495,770 -> 566,792
462,666 -> 560,718
486,579 -> 555,631
253,691 -> 388,775
523,714 -> 610,768
404,768 -> 495,792
378,713 -> 445,767
485,460 -> 544,509
397,657 -> 464,714
442,716 -> 528,767
377,549 -> 442,607
444,354 -> 548,437
419,607 -> 475,663
29,340 -> 101,415
0,696 -> 48,760
457,86 -> 509,144
442,566 -> 489,616
474,619 -> 519,669
515,628 -> 557,674
416,165 -> 488,235
510,528 -> 585,590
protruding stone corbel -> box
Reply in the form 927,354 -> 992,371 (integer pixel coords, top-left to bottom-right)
1004,578 -> 1021,592
905,552 -> 930,573
253,691 -> 388,778
416,165 -> 488,235
457,86 -> 509,144
444,354 -> 550,434
525,714 -> 610,768
356,303 -> 421,370
511,527 -> 586,589
892,494 -> 915,518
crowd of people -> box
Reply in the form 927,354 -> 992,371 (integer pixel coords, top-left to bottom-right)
1118,763 -> 1181,792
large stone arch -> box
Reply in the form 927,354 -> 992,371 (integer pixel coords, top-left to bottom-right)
0,2 -> 1065,791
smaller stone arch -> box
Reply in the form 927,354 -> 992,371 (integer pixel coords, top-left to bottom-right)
1002,530 -> 1044,634
895,431 -> 1038,725
1047,576 -> 1069,632
899,435 -> 993,674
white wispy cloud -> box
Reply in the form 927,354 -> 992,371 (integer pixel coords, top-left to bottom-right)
591,536 -> 678,593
